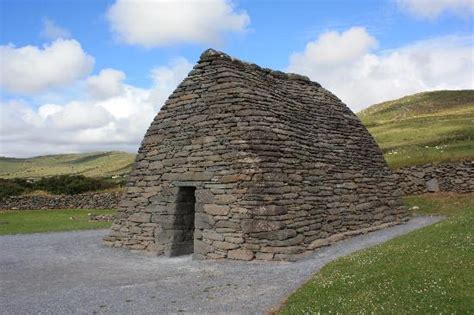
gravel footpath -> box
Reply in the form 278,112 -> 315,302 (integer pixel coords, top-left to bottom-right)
0,216 -> 442,315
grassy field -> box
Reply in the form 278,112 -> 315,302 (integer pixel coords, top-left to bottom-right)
0,209 -> 116,235
358,90 -> 474,168
0,151 -> 134,179
278,193 -> 474,314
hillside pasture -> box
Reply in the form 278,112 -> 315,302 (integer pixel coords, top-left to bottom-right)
358,90 -> 474,168
0,151 -> 134,179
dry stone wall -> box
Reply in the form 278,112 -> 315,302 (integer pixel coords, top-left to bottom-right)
395,160 -> 473,195
0,192 -> 121,210
103,49 -> 408,261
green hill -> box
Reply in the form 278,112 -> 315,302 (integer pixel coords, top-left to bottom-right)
0,151 -> 135,179
358,90 -> 474,168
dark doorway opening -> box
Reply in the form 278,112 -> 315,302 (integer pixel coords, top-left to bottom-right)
168,186 -> 196,256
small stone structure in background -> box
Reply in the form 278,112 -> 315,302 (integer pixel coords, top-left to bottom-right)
395,160 -> 473,195
103,49 -> 408,261
0,192 -> 120,210
88,213 -> 115,222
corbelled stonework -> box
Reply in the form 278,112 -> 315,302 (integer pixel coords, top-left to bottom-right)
103,49 -> 408,261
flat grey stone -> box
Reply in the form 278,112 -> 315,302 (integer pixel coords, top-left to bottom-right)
426,178 -> 440,192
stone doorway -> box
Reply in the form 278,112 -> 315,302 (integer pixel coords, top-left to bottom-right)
167,186 -> 196,256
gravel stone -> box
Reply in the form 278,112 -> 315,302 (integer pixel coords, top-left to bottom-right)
0,216 -> 441,314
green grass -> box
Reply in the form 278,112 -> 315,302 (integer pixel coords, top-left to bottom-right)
0,151 -> 134,179
278,193 -> 474,314
405,193 -> 474,217
358,90 -> 474,168
0,209 -> 116,235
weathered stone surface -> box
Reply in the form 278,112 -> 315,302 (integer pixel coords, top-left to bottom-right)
251,229 -> 297,240
202,230 -> 225,241
227,249 -> 254,261
194,213 -> 215,230
267,234 -> 304,247
241,219 -> 285,233
221,174 -> 250,183
260,246 -> 304,255
213,241 -> 239,250
250,205 -> 287,216
195,190 -> 214,203
225,236 -> 244,244
194,240 -> 214,255
255,252 -> 274,260
426,178 -> 440,192
309,238 -> 330,249
215,220 -> 240,229
128,213 -> 151,223
214,195 -> 237,204
204,204 -> 230,216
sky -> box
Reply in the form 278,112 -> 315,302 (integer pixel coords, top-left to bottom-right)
0,0 -> 473,157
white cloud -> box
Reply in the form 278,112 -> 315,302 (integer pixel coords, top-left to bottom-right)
0,100 -> 34,137
397,0 -> 474,19
40,18 -> 71,40
287,27 -> 474,111
86,68 -> 126,99
0,59 -> 193,157
290,27 -> 377,67
38,103 -> 62,120
0,39 -> 94,94
106,0 -> 250,47
149,57 -> 194,105
46,102 -> 114,130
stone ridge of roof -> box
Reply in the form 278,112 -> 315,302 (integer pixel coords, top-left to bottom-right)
199,48 -> 321,87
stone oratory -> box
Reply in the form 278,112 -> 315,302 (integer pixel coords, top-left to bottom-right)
104,49 -> 407,261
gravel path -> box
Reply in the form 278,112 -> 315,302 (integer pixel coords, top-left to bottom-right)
0,216 -> 442,315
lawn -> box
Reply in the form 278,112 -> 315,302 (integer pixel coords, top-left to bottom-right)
0,209 -> 116,235
0,151 -> 134,179
370,119 -> 473,168
357,90 -> 474,168
278,193 -> 474,314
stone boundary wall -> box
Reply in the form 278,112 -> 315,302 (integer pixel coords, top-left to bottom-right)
0,192 -> 121,210
0,160 -> 471,211
395,160 -> 473,195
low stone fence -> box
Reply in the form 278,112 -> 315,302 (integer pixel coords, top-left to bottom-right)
395,160 -> 473,195
0,192 -> 121,210
0,161 -> 471,210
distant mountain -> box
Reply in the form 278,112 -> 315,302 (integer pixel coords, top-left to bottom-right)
0,151 -> 135,179
358,90 -> 474,168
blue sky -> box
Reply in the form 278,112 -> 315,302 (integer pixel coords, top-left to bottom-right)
2,0 -> 472,86
0,0 -> 473,157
